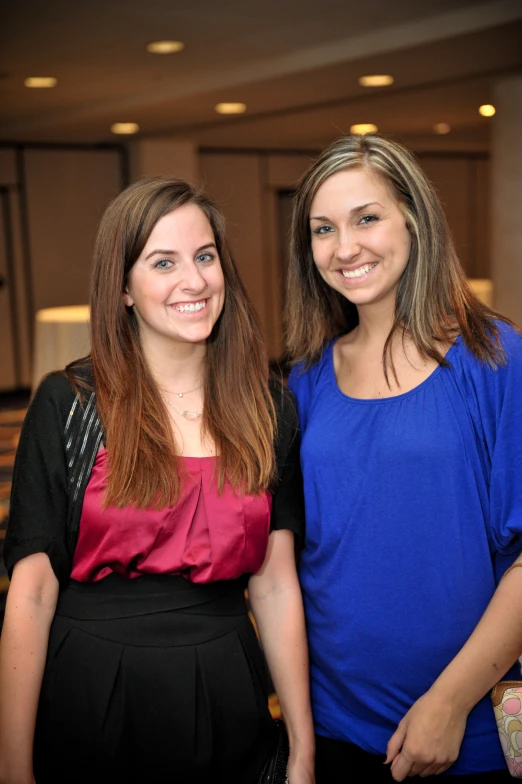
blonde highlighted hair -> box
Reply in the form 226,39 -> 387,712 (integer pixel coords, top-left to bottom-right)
286,133 -> 513,377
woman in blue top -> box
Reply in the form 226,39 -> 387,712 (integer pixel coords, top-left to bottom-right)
286,133 -> 522,782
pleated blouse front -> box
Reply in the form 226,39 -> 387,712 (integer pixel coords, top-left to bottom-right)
70,449 -> 272,584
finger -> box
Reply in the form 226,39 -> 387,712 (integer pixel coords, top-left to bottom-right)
406,764 -> 433,778
390,752 -> 414,782
427,762 -> 455,777
392,753 -> 442,780
386,726 -> 406,764
405,758 -> 445,778
412,760 -> 454,778
417,766 -> 440,778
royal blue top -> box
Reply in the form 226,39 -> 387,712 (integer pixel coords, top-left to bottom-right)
288,322 -> 522,775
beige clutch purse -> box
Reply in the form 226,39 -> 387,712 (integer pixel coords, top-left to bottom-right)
491,680 -> 522,777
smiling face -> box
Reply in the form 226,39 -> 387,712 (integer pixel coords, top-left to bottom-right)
309,167 -> 411,314
123,203 -> 225,353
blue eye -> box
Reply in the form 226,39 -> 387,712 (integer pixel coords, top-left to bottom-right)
313,225 -> 334,235
154,258 -> 172,269
359,214 -> 378,225
196,253 -> 214,263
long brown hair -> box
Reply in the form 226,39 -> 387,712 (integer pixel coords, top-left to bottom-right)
286,133 -> 513,377
72,177 -> 275,508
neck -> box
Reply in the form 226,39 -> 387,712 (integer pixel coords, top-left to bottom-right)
353,301 -> 398,348
141,336 -> 206,391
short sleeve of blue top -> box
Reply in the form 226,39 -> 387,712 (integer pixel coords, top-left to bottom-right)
288,322 -> 522,776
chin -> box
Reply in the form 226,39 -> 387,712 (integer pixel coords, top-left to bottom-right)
339,289 -> 376,304
181,330 -> 214,344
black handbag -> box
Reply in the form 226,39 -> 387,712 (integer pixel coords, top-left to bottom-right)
257,719 -> 289,783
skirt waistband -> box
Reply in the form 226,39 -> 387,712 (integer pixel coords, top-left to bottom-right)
57,573 -> 248,621
54,574 -> 251,647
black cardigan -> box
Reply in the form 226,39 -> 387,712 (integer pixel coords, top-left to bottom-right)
4,366 -> 304,588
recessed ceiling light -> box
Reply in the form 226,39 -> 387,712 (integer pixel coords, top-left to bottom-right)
433,123 -> 451,135
358,74 -> 394,87
146,40 -> 184,54
111,122 -> 140,135
350,123 -> 378,135
24,77 -> 57,88
215,102 -> 247,115
479,104 -> 496,117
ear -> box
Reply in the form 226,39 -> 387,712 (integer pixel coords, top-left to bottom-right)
122,288 -> 134,308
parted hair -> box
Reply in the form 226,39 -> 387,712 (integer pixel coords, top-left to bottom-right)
71,177 -> 276,509
286,133 -> 511,375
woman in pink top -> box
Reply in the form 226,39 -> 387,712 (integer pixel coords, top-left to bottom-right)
0,178 -> 314,783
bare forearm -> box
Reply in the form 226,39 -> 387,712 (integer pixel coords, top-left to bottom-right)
431,565 -> 522,712
249,581 -> 314,751
385,565 -> 522,781
0,595 -> 55,778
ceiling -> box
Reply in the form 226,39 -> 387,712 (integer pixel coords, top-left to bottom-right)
1,0 -> 522,151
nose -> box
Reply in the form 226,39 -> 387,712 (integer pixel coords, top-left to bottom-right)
335,229 -> 361,263
179,260 -> 207,291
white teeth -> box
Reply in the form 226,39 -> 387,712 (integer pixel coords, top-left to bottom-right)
175,301 -> 206,313
342,263 -> 377,279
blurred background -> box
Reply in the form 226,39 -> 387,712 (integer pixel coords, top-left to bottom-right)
1,0 -> 522,606
1,0 -> 522,387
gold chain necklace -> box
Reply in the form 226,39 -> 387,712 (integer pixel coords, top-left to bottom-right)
160,393 -> 203,420
162,382 -> 203,399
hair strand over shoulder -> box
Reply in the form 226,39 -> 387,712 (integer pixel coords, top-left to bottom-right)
286,133 -> 517,378
70,177 -> 276,509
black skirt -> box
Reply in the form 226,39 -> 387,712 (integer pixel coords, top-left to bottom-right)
34,574 -> 277,784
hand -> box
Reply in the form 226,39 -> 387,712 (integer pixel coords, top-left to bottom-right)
385,689 -> 469,781
287,748 -> 315,783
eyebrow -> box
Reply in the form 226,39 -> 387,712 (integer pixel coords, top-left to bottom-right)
145,242 -> 217,260
310,202 -> 384,221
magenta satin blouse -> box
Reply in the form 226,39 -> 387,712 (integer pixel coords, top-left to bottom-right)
70,448 -> 272,583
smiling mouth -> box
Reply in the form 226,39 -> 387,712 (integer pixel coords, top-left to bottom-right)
341,263 -> 377,279
172,300 -> 207,313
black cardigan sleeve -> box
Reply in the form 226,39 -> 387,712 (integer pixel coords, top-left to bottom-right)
269,379 -> 305,548
4,372 -> 305,581
4,373 -> 73,585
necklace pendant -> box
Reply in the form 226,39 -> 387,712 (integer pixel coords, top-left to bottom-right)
182,409 -> 201,420
177,392 -> 183,397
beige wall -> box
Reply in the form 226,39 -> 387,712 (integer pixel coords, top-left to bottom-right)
199,151 -> 320,359
418,155 -> 489,279
200,148 -> 489,359
0,145 -> 124,389
199,152 -> 273,348
0,141 -> 491,389
24,149 -> 122,312
491,75 -> 522,326
129,139 -> 198,184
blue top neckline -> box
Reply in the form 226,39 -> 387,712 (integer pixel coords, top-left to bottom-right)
327,334 -> 459,404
